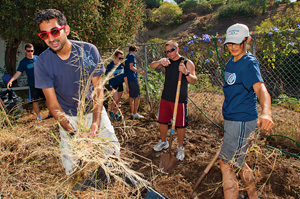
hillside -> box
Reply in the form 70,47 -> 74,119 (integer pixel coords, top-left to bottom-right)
138,3 -> 293,42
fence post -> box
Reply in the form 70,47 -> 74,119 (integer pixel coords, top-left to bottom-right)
252,35 -> 256,57
143,44 -> 151,106
144,44 -> 148,73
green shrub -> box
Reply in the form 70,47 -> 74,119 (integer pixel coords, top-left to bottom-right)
174,0 -> 185,4
151,2 -> 183,26
193,73 -> 223,93
273,94 -> 300,111
249,0 -> 268,14
144,0 -> 163,9
139,67 -> 165,111
256,2 -> 300,32
210,0 -> 226,11
216,1 -> 258,19
186,3 -> 213,15
179,0 -> 213,15
179,0 -> 199,12
146,38 -> 165,44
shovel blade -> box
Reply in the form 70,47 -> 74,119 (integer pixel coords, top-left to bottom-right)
159,153 -> 178,173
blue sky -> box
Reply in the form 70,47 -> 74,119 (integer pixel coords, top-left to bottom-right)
164,0 -> 176,3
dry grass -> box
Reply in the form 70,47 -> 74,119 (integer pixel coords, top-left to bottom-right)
0,47 -> 155,199
1,83 -> 300,198
0,111 -> 157,198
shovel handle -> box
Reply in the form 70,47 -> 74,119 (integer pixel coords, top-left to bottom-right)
168,71 -> 182,154
170,71 -> 182,132
191,149 -> 220,197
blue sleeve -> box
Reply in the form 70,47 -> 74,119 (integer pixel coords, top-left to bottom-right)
89,44 -> 105,77
105,61 -> 114,75
128,54 -> 135,64
243,59 -> 264,90
34,56 -> 54,89
16,60 -> 25,73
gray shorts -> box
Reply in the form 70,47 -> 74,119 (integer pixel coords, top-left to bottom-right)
219,120 -> 257,168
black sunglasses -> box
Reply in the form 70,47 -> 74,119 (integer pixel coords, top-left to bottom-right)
225,38 -> 248,47
165,47 -> 177,54
26,50 -> 34,52
118,57 -> 124,60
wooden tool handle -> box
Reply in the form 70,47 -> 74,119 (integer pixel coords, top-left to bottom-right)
171,71 -> 182,131
191,150 -> 220,197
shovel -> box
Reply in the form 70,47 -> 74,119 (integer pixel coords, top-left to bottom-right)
159,71 -> 182,173
191,149 -> 220,198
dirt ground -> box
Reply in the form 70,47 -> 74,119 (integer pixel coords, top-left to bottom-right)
118,92 -> 300,199
2,91 -> 299,199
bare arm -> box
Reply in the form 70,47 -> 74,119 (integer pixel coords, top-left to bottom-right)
179,60 -> 197,85
124,76 -> 129,93
89,75 -> 103,135
7,71 -> 22,89
129,62 -> 145,75
253,82 -> 274,131
150,58 -> 170,69
43,87 -> 75,133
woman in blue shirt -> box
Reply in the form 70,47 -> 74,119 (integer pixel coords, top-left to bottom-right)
105,50 -> 128,120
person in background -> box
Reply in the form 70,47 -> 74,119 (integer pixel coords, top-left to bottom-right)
7,43 -> 45,120
220,23 -> 274,199
124,45 -> 145,119
150,40 -> 197,161
34,9 -> 120,176
105,50 -> 129,121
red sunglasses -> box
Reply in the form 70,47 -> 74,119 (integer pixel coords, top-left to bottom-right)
38,25 -> 66,40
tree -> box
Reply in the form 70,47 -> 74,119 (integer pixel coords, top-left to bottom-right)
0,0 -> 145,76
174,0 -> 186,4
143,0 -> 163,8
151,2 -> 183,26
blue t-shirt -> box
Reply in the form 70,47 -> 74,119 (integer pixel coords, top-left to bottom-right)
105,61 -> 126,87
124,53 -> 138,82
17,55 -> 38,87
222,52 -> 264,122
34,40 -> 105,116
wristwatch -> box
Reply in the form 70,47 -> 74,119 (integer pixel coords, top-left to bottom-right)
185,71 -> 190,76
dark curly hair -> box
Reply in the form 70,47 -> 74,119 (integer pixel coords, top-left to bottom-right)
35,9 -> 67,27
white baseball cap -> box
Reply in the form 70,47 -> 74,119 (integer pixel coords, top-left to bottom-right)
224,23 -> 250,44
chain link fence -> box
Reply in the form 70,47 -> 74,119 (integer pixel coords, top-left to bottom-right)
102,30 -> 300,101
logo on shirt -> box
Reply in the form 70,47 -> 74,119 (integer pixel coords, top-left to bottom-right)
226,72 -> 236,85
78,48 -> 97,70
27,63 -> 34,69
114,68 -> 124,75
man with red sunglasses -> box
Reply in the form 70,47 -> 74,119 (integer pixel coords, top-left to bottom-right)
7,43 -> 44,120
150,40 -> 197,161
34,9 -> 120,177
